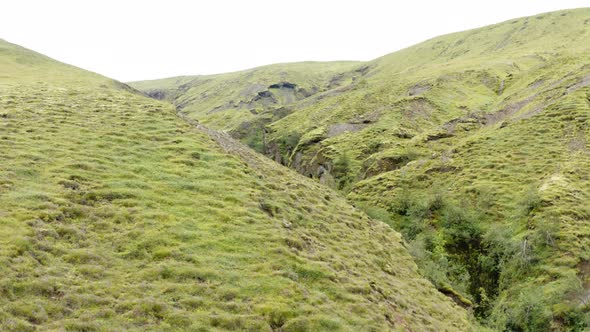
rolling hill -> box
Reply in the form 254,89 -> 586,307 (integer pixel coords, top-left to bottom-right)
130,61 -> 361,153
0,39 -> 474,331
131,8 -> 590,330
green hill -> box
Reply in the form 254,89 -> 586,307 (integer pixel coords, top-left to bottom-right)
0,40 -> 474,331
131,8 -> 590,330
129,61 -> 362,153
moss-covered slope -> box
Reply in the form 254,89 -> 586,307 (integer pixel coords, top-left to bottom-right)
131,8 -> 590,330
0,40 -> 473,331
129,61 -> 362,153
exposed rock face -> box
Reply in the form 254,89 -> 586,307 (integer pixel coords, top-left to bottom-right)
362,155 -> 413,178
566,73 -> 590,93
256,90 -> 274,99
269,82 -> 297,89
426,132 -> 454,141
290,148 -> 335,183
327,123 -> 367,137
264,139 -> 285,164
146,89 -> 167,100
408,83 -> 431,96
355,65 -> 371,76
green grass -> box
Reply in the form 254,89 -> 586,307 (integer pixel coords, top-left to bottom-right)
129,61 -> 362,153
0,39 -> 474,331
131,8 -> 590,330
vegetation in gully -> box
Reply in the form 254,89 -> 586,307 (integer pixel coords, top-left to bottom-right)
133,8 -> 590,330
2,7 -> 590,332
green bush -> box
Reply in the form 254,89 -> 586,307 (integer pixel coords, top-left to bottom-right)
332,152 -> 354,191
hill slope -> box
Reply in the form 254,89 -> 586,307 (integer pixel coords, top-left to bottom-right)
129,61 -> 362,152
0,40 -> 473,331
131,8 -> 590,330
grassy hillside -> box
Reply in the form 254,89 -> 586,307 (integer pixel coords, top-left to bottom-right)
0,40 -> 474,331
129,61 -> 362,152
132,8 -> 590,330
263,8 -> 590,181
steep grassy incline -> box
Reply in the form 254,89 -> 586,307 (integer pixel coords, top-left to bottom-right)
262,9 -> 590,182
346,9 -> 590,330
0,40 -> 474,331
131,8 -> 590,330
349,69 -> 590,330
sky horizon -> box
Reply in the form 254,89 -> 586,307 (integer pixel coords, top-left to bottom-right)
2,1 -> 589,82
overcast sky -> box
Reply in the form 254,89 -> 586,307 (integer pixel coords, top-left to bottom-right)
2,1 -> 588,82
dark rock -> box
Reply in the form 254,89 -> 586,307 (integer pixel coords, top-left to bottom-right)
426,132 -> 454,141
317,165 -> 326,177
252,91 -> 277,104
328,74 -> 346,88
297,87 -> 315,98
425,165 -> 460,174
257,91 -> 273,98
355,65 -> 371,75
269,82 -> 297,89
363,155 -> 412,178
147,90 -> 166,100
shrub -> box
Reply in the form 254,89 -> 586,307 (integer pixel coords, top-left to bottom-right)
9,302 -> 48,324
164,313 -> 192,328
283,317 -> 311,332
134,299 -> 168,320
520,187 -> 542,216
332,152 -> 354,191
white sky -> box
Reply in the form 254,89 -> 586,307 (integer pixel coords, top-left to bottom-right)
1,0 -> 589,82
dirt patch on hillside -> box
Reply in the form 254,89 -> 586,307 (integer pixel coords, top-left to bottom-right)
363,155 -> 413,178
566,74 -> 590,94
528,79 -> 545,90
498,80 -> 505,95
408,84 -> 430,96
401,98 -> 436,121
486,95 -> 536,125
327,123 -> 367,137
514,106 -> 544,121
514,72 -> 590,121
479,72 -> 502,92
146,90 -> 167,100
278,88 -> 296,105
328,73 -> 346,89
